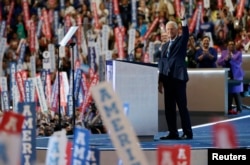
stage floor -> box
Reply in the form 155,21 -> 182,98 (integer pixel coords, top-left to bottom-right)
36,110 -> 250,165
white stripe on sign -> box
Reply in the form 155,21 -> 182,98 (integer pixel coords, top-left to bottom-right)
35,77 -> 48,112
91,82 -> 148,165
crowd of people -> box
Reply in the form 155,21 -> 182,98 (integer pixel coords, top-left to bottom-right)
0,0 -> 250,136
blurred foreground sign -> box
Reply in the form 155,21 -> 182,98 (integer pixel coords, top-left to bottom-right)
157,145 -> 191,165
0,111 -> 24,165
91,82 -> 148,165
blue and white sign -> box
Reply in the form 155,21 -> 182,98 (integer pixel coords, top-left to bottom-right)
71,127 -> 90,165
18,102 -> 36,165
91,82 -> 149,165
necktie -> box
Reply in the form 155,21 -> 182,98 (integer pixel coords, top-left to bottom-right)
166,40 -> 173,58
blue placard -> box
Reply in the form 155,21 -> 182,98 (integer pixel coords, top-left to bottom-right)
67,94 -> 73,116
108,1 -> 113,27
17,42 -> 26,65
1,91 -> 10,111
71,127 -> 90,164
0,21 -> 6,37
18,102 -> 36,165
24,80 -> 32,102
54,11 -> 59,35
88,47 -> 97,71
74,69 -> 82,99
86,147 -> 100,165
40,69 -> 47,94
77,82 -> 85,107
9,62 -> 17,101
131,0 -> 137,28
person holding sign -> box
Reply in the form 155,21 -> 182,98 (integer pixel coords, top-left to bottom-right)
156,5 -> 193,140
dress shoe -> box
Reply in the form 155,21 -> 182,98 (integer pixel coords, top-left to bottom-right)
160,134 -> 179,140
180,134 -> 193,140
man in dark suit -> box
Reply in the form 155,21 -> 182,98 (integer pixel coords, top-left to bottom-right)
156,6 -> 193,140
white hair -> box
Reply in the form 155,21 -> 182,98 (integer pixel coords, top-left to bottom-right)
166,21 -> 178,29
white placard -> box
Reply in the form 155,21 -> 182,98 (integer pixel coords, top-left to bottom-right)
30,56 -> 36,77
91,82 -> 149,165
81,32 -> 88,56
46,130 -> 68,165
148,42 -> 155,63
0,77 -> 8,91
94,41 -> 101,65
105,50 -> 112,60
203,0 -> 210,8
12,85 -> 19,112
61,72 -> 69,102
128,29 -> 136,55
35,77 -> 48,113
48,44 -> 56,72
59,26 -> 78,46
59,46 -> 66,58
0,38 -> 7,59
28,77 -> 36,102
101,25 -> 109,52
43,51 -> 51,70
225,0 -> 235,12
57,28 -> 64,45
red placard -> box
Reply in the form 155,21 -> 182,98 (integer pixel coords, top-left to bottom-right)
7,1 -> 15,25
114,27 -> 125,59
66,141 -> 72,165
92,2 -> 100,29
22,0 -> 30,30
113,0 -> 120,14
143,52 -> 149,63
46,73 -> 52,107
15,71 -> 25,103
174,0 -> 181,17
236,0 -> 245,19
49,9 -> 54,24
29,20 -> 36,53
158,145 -> 191,165
188,8 -> 198,33
143,17 -> 159,40
76,15 -> 82,47
42,9 -> 52,40
213,122 -> 238,148
218,0 -> 223,10
0,111 -> 24,134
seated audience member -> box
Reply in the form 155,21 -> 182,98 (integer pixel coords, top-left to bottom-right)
195,36 -> 218,68
217,40 -> 245,114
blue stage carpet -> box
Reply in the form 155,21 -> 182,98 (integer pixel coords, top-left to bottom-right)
36,110 -> 250,150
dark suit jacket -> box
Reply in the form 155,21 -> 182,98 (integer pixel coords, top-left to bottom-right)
157,26 -> 189,83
